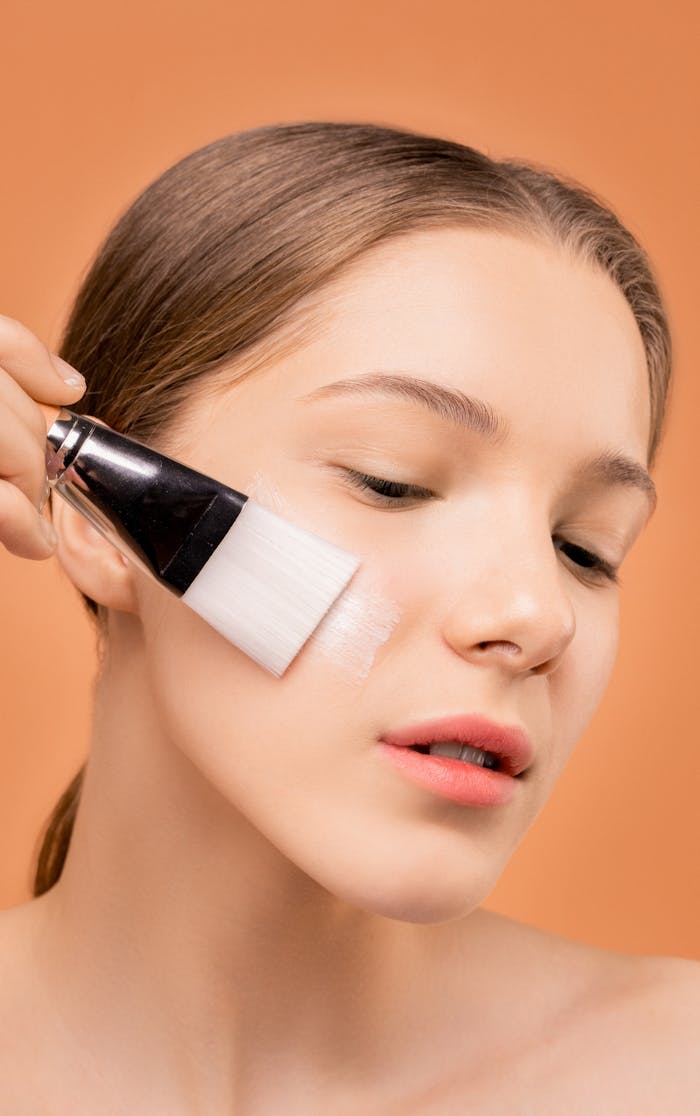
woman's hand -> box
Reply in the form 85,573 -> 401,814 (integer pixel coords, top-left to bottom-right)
0,314 -> 87,559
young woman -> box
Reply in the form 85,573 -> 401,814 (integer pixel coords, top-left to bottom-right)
0,123 -> 697,1113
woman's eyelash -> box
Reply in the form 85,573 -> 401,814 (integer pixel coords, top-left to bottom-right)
343,469 -> 433,502
341,469 -> 620,585
552,537 -> 620,585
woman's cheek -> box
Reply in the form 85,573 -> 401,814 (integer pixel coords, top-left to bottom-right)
576,590 -> 620,710
299,563 -> 401,683
292,519 -> 463,686
244,470 -> 403,685
548,591 -> 621,776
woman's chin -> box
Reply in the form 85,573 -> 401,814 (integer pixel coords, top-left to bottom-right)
319,868 -> 495,925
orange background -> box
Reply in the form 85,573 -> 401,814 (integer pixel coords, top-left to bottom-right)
2,0 -> 697,957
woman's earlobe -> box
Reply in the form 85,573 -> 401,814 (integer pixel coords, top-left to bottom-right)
49,496 -> 140,615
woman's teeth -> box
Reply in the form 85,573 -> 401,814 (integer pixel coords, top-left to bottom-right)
426,741 -> 500,770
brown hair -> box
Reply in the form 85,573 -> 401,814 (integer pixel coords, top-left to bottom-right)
32,121 -> 673,897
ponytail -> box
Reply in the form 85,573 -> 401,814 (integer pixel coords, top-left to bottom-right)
33,766 -> 85,896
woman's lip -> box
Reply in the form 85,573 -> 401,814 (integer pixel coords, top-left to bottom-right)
378,713 -> 534,778
378,743 -> 518,807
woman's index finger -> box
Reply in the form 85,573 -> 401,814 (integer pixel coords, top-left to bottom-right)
0,315 -> 85,404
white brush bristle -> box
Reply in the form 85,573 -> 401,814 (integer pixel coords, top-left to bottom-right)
181,499 -> 361,676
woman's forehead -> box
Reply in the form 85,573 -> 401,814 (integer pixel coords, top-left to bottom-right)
309,227 -> 646,370
237,229 -> 649,450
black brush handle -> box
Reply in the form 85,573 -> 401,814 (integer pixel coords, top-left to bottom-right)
45,410 -> 247,593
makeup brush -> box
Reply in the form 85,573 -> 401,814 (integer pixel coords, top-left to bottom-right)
44,409 -> 361,677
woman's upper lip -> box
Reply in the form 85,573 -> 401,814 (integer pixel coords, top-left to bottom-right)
378,713 -> 534,778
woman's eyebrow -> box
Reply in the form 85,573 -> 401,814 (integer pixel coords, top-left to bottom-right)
298,370 -> 657,516
299,371 -> 508,442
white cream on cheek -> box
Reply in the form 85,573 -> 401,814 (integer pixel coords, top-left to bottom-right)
305,570 -> 401,682
246,470 -> 401,682
244,470 -> 293,517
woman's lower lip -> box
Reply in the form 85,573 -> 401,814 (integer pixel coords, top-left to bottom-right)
379,743 -> 518,806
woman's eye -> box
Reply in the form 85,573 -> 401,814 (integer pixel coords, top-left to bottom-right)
340,470 -> 620,587
553,536 -> 620,585
341,469 -> 434,503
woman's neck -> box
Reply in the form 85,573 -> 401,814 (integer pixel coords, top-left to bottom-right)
24,627 -> 513,1113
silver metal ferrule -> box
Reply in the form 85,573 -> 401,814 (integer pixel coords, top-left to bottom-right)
44,408 -> 153,571
44,408 -> 247,592
45,408 -> 89,484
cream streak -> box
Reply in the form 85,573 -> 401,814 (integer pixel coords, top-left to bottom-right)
305,570 -> 400,681
246,471 -> 400,681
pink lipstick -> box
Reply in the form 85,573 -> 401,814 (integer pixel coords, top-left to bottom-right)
378,713 -> 533,807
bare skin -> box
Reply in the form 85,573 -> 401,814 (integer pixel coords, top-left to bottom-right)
0,901 -> 697,1114
0,230 -> 698,1113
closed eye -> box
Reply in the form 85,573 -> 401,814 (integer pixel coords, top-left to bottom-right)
341,469 -> 433,503
340,468 -> 620,586
552,538 -> 619,584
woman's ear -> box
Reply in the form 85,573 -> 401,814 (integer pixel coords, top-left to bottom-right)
49,495 -> 140,615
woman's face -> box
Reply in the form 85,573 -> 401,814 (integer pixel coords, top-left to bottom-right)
128,228 -> 653,922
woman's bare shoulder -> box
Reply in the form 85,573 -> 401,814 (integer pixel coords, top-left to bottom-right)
465,912 -> 700,1112
614,952 -> 700,1055
584,952 -> 700,1111
0,898 -> 62,1110
0,899 -> 35,992
505,913 -> 700,1048
551,944 -> 700,1112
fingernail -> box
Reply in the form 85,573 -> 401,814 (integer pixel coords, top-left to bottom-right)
51,354 -> 86,388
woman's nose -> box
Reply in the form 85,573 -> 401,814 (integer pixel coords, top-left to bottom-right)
439,525 -> 577,678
